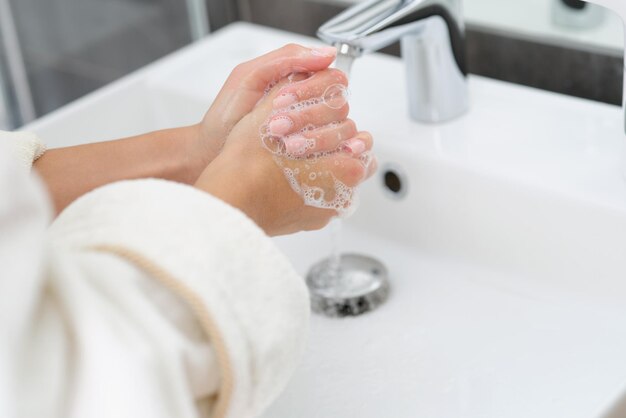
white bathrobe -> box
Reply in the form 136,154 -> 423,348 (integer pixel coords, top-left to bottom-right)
0,131 -> 309,418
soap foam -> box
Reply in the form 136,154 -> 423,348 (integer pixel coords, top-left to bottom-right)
260,79 -> 359,217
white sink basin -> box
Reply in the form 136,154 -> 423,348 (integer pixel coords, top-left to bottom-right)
25,22 -> 626,418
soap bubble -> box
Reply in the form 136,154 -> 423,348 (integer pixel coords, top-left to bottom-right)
323,84 -> 349,109
359,151 -> 373,168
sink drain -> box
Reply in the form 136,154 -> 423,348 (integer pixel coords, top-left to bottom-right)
306,253 -> 390,318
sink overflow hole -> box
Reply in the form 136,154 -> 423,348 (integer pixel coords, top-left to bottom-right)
381,164 -> 407,199
384,171 -> 402,193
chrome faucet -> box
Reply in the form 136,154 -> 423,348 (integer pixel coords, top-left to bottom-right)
318,0 -> 468,123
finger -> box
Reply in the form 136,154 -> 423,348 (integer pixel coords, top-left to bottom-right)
258,68 -> 347,114
261,69 -> 351,137
228,44 -> 337,92
340,131 -> 373,156
346,132 -> 377,180
269,72 -> 311,91
267,101 -> 349,137
362,153 -> 378,179
327,154 -> 368,188
271,69 -> 348,110
208,44 -> 336,133
331,147 -> 377,186
283,125 -> 374,158
282,120 -> 357,156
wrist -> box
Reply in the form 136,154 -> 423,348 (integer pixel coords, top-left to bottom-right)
195,154 -> 265,227
194,122 -> 224,165
186,123 -> 219,178
163,124 -> 222,185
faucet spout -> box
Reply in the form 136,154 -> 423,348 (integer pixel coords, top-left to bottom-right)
318,0 -> 468,123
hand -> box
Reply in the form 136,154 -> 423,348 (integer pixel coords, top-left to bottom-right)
195,68 -> 376,236
193,44 -> 338,169
31,45 -> 338,216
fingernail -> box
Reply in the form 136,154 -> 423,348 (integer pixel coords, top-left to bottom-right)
269,116 -> 294,135
311,46 -> 337,57
273,93 -> 298,109
284,135 -> 308,155
343,138 -> 366,155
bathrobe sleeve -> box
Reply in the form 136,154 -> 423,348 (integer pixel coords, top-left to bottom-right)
0,131 -> 310,418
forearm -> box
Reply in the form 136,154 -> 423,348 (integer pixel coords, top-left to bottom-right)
34,124 -> 214,214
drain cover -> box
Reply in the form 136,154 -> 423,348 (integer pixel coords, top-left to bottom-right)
306,253 -> 390,317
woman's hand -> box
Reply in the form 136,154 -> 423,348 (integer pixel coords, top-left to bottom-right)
194,44 -> 338,167
34,44 -> 337,215
195,69 -> 376,236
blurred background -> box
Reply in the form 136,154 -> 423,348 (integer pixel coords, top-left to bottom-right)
0,0 -> 236,129
0,0 -> 623,130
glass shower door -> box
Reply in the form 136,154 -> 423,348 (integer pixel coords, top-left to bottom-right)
0,0 -> 36,129
0,0 -> 210,130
